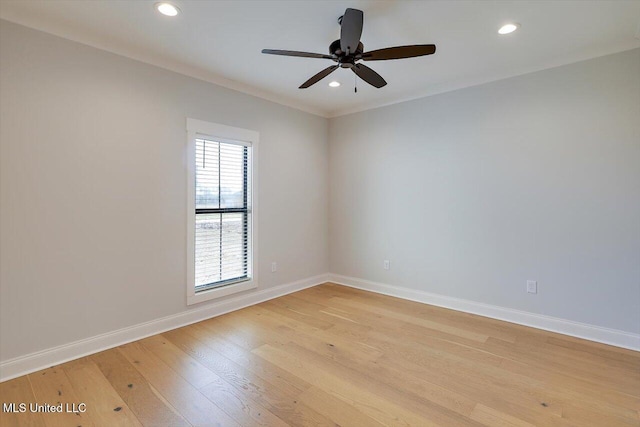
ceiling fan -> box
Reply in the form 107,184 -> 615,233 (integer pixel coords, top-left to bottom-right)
261,8 -> 436,89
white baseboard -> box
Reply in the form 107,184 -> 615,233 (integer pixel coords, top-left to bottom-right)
3,272 -> 637,382
328,274 -> 640,351
0,274 -> 329,383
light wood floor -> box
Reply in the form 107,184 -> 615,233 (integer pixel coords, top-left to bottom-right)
2,283 -> 639,427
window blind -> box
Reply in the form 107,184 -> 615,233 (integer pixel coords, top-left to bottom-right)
194,138 -> 251,291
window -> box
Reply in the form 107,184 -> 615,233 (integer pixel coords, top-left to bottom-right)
186,119 -> 258,305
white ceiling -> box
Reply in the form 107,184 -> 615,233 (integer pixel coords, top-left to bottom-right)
1,0 -> 639,117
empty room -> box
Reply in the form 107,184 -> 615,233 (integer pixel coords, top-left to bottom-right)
1,1 -> 639,426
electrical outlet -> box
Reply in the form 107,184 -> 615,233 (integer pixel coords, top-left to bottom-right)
527,280 -> 537,294
383,260 -> 390,270
271,262 -> 277,273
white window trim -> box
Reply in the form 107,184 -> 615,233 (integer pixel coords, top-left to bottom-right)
186,118 -> 259,305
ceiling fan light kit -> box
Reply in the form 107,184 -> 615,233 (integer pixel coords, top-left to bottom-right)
262,8 -> 436,90
498,23 -> 520,34
155,2 -> 180,17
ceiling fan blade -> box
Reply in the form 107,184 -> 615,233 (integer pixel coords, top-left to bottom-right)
299,65 -> 339,89
352,63 -> 387,88
262,49 -> 333,60
340,8 -> 363,55
361,44 -> 436,61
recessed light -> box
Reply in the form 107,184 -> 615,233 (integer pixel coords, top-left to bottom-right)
156,2 -> 180,17
328,81 -> 340,88
498,23 -> 519,35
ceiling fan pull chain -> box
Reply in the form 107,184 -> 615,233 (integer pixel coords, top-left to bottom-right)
355,73 -> 358,93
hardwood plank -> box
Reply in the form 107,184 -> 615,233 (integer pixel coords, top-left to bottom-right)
139,335 -> 219,390
163,325 -> 337,426
470,403 -> 536,427
273,291 -> 495,363
183,321 -> 314,396
240,303 -> 479,419
297,285 -> 522,343
117,341 -> 239,427
546,334 -> 640,363
90,348 -> 190,427
3,283 -> 638,427
253,342 -> 482,427
498,357 -> 640,422
240,304 -> 384,365
363,326 -> 629,426
278,293 -> 504,367
62,357 -> 143,427
301,294 -> 590,426
194,313 -> 271,352
198,375 -> 289,427
312,283 -> 521,342
374,352 -> 577,426
298,386 -> 388,427
28,366 -> 95,427
560,401 -> 640,427
140,333 -> 288,427
0,376 -> 46,427
248,298 -> 482,424
485,336 -> 640,397
329,295 -> 489,342
543,335 -> 640,372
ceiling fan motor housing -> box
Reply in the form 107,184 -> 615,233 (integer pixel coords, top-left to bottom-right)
330,39 -> 364,68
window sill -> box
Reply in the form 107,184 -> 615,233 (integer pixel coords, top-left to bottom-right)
187,279 -> 257,305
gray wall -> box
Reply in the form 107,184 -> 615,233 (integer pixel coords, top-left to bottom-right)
2,19 -> 638,365
329,48 -> 640,334
0,21 -> 329,361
